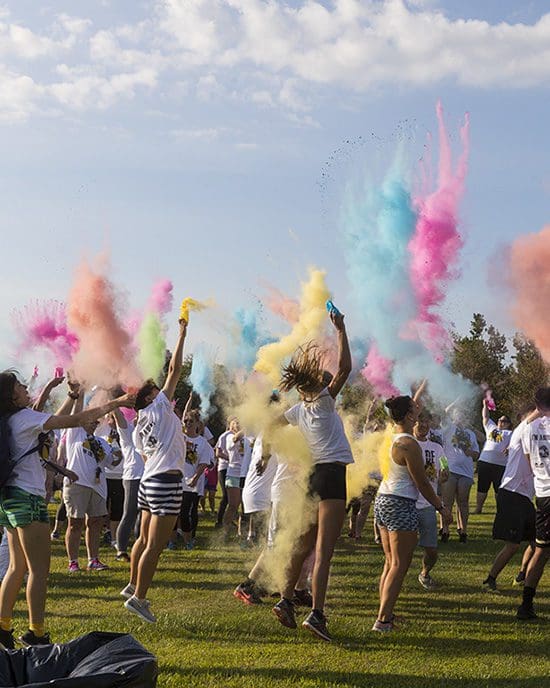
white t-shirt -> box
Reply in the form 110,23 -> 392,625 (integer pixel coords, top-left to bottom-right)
479,419 -> 512,467
416,439 -> 443,510
270,457 -> 304,503
242,434 -> 278,514
7,408 -> 52,498
118,422 -> 144,481
133,391 -> 186,480
443,424 -> 479,479
226,434 -> 252,479
103,429 -> 124,479
521,416 -> 550,498
284,389 -> 353,465
499,420 -> 535,500
215,430 -> 231,472
203,426 -> 214,443
64,427 -> 117,499
182,434 -> 214,495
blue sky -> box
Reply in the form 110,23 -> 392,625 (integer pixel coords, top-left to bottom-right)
0,0 -> 548,372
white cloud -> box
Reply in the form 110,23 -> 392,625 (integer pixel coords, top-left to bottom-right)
171,126 -> 230,141
0,65 -> 41,121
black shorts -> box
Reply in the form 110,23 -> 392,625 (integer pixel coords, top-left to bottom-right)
477,461 -> 505,494
535,496 -> 550,548
308,463 -> 347,502
492,488 -> 535,544
106,478 -> 124,522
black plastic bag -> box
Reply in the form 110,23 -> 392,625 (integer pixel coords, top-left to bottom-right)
0,632 -> 157,687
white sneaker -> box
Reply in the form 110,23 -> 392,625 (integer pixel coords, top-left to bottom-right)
418,572 -> 437,590
120,583 -> 136,599
124,596 -> 157,623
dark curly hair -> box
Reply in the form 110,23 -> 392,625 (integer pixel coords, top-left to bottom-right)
0,370 -> 23,415
385,395 -> 413,423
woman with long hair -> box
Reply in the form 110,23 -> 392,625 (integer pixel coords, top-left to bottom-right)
271,310 -> 352,642
0,372 -> 133,648
373,393 -> 452,632
121,317 -> 188,623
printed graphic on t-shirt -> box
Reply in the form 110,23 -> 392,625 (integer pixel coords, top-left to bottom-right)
428,431 -> 443,446
106,431 -> 123,465
532,433 -> 550,475
451,428 -> 471,453
186,441 -> 198,465
82,437 -> 105,462
139,420 -> 158,448
489,428 -> 504,443
423,447 -> 437,481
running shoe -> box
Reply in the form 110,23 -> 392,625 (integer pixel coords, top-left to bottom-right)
439,529 -> 449,543
293,588 -> 313,607
513,571 -> 526,586
302,610 -> 331,642
458,531 -> 468,543
234,583 -> 263,605
372,619 -> 394,633
120,583 -> 136,599
166,541 -> 177,551
272,598 -> 297,629
0,628 -> 15,650
19,630 -> 52,647
418,573 -> 437,590
87,558 -> 109,571
482,577 -> 498,593
124,596 -> 157,623
184,541 -> 194,551
68,560 -> 80,574
516,604 -> 538,621
116,552 -> 130,562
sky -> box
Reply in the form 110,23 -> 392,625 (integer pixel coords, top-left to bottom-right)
0,0 -> 548,372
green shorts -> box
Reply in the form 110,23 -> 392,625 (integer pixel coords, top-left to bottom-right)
0,487 -> 49,528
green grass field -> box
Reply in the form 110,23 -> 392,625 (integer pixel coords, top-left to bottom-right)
40,495 -> 549,688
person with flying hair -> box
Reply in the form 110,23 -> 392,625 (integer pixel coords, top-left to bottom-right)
271,309 -> 352,642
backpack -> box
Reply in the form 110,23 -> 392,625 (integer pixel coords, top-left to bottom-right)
0,412 -> 41,490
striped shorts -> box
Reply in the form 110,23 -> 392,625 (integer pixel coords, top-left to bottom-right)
138,472 -> 183,517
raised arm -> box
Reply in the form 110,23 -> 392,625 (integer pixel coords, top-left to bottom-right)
162,319 -> 188,401
183,391 -> 193,418
43,392 -> 135,432
327,312 -> 352,399
112,406 -> 128,431
412,379 -> 427,404
481,397 -> 490,428
33,376 -> 65,411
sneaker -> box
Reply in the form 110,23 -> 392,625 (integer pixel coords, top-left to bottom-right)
19,630 -> 52,647
234,583 -> 263,605
372,619 -> 394,633
302,610 -> 331,642
166,541 -> 177,551
458,531 -> 468,543
293,588 -> 313,607
184,541 -> 194,551
116,552 -> 130,562
272,598 -> 297,629
0,628 -> 15,650
50,531 -> 59,541
439,529 -> 449,543
68,560 -> 80,574
87,558 -> 109,571
418,573 -> 437,590
513,571 -> 526,586
120,583 -> 136,599
517,604 -> 538,621
124,596 -> 157,623
482,577 -> 498,593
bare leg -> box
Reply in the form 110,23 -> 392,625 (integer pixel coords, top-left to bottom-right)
310,499 -> 346,611
129,510 -> 150,587
85,516 -> 104,561
475,491 -> 487,515
456,478 -> 472,534
223,487 -> 241,538
488,542 -> 519,579
135,514 -> 178,599
421,547 -> 438,577
18,522 -> 51,627
0,529 -> 27,619
524,547 -> 550,590
519,543 -> 535,573
378,526 -> 392,599
356,490 -> 375,538
281,524 -> 318,600
65,518 -> 84,562
440,477 -> 457,535
377,530 -> 417,623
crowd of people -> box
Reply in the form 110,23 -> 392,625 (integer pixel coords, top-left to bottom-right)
0,311 -> 548,648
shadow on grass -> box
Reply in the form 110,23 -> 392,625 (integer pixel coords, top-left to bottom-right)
160,665 -> 549,688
